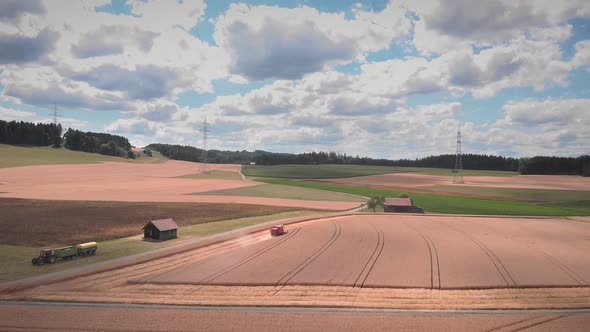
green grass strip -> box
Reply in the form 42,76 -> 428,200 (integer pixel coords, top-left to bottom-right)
258,178 -> 590,216
243,164 -> 516,179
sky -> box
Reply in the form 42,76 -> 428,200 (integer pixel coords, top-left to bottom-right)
0,0 -> 589,159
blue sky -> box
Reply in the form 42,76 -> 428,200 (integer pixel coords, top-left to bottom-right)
0,0 -> 589,158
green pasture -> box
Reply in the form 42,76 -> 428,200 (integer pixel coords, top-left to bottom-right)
258,178 -> 590,216
431,185 -> 590,203
0,144 -> 167,168
193,183 -> 365,202
242,164 -> 516,179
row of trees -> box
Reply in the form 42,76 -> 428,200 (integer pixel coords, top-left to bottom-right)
0,120 -> 62,147
64,129 -> 134,158
519,156 -> 590,176
146,143 -> 268,164
254,152 -> 520,171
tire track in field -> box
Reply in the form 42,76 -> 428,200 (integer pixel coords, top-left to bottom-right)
453,218 -> 587,287
197,227 -> 302,285
354,222 -> 384,288
274,220 -> 342,287
70,238 -> 258,289
71,233 -> 278,289
510,238 -> 587,287
440,220 -> 516,288
486,314 -> 570,332
404,222 -> 441,290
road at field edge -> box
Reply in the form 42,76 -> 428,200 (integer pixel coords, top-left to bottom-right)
1,301 -> 589,331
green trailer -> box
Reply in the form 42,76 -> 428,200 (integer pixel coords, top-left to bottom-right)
76,242 -> 98,256
31,242 -> 98,265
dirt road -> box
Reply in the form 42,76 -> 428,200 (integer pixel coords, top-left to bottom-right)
2,302 -> 589,331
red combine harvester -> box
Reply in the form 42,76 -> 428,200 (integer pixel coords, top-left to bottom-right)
270,225 -> 285,236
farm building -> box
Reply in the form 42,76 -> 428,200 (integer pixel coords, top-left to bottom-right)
383,198 -> 424,213
142,218 -> 178,241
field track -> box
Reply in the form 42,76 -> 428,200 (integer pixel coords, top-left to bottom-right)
4,214 -> 590,310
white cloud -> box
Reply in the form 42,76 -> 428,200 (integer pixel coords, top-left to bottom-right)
0,0 -> 226,113
503,98 -> 590,126
213,3 -> 410,81
405,0 -> 589,55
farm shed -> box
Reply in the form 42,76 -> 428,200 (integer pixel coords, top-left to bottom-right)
383,198 -> 424,213
142,218 -> 178,241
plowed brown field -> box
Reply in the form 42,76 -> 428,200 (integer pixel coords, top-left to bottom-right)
4,214 -> 590,310
0,161 -> 360,210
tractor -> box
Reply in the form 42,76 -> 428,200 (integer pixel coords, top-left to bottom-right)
270,225 -> 285,236
31,246 -> 77,265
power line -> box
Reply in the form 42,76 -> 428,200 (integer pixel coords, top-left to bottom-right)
201,116 -> 210,173
453,124 -> 464,184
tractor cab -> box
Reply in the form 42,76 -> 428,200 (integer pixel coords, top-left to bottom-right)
32,249 -> 56,265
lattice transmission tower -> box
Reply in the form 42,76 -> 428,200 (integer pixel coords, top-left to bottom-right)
49,103 -> 61,126
200,116 -> 210,173
453,125 -> 464,184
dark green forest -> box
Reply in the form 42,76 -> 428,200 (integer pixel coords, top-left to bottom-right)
0,120 -> 62,148
63,128 -> 134,158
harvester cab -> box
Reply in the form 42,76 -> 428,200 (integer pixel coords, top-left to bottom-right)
270,225 -> 285,236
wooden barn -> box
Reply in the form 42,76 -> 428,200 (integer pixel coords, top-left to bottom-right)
383,198 -> 424,213
142,218 -> 178,241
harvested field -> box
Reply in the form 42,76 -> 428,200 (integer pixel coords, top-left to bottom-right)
325,173 -> 590,191
0,161 -> 361,211
0,198 -> 298,246
142,215 -> 590,289
6,214 -> 590,310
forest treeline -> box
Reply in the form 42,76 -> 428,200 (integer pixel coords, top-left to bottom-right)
64,129 -> 134,158
1,120 -> 588,176
146,143 -> 590,176
519,156 -> 590,176
0,120 -> 62,147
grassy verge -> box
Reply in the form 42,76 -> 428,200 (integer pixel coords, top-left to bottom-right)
0,210 -> 320,283
193,183 -> 365,202
179,170 -> 242,180
242,164 -> 517,179
258,178 -> 590,216
0,144 -> 123,168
